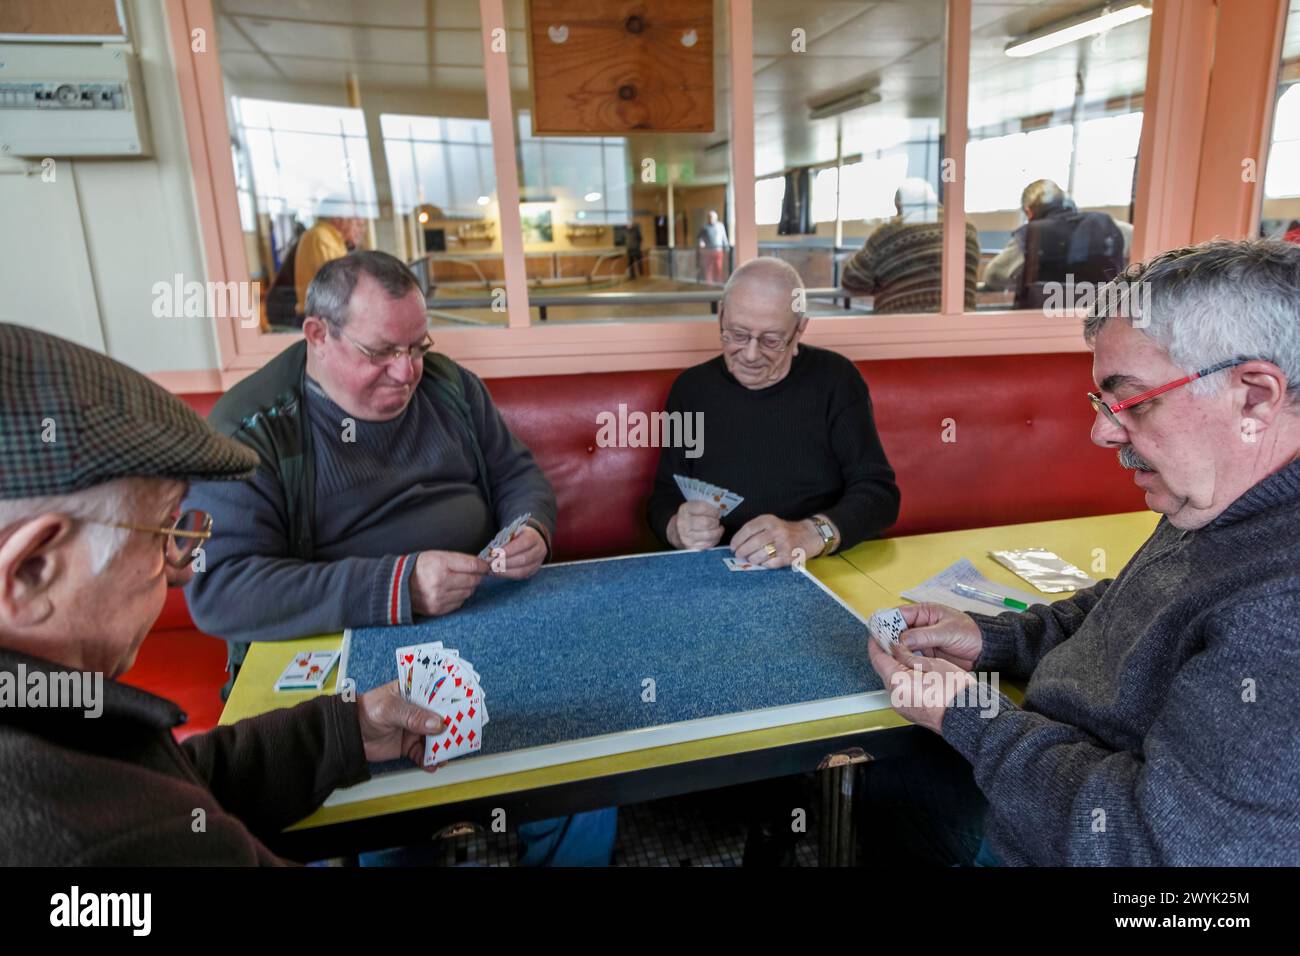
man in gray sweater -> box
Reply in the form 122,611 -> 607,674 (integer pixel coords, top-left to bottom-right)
184,250 -> 614,866
869,238 -> 1300,865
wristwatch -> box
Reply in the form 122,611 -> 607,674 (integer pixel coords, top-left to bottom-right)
810,515 -> 839,555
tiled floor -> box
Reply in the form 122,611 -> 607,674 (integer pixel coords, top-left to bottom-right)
411,785 -> 823,867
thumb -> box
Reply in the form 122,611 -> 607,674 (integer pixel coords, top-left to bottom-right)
389,696 -> 447,736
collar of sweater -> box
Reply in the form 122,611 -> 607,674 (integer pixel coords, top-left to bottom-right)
1208,453 -> 1300,529
0,645 -> 185,731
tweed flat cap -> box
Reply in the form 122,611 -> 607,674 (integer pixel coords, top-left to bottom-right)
0,323 -> 258,499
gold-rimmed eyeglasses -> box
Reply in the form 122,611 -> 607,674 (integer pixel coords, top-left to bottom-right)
97,509 -> 213,569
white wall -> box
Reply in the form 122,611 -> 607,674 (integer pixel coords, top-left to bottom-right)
0,0 -> 218,375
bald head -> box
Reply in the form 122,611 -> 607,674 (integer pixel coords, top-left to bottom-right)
720,257 -> 806,316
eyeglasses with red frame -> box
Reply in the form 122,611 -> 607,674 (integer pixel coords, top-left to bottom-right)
1087,358 -> 1247,428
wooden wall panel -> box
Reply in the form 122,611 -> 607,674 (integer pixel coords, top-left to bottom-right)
527,0 -> 713,133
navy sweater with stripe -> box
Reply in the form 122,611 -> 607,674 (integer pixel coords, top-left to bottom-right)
184,369 -> 555,643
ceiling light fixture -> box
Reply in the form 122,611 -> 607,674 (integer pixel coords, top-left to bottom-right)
808,89 -> 882,121
1004,1 -> 1152,58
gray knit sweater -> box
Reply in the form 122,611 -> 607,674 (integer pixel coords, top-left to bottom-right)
943,457 -> 1300,865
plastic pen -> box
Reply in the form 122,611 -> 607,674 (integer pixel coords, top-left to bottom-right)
953,582 -> 1029,611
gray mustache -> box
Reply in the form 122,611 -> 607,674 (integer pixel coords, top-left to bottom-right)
1118,445 -> 1156,471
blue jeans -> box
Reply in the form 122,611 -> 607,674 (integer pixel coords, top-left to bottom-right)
855,731 -> 988,867
356,808 -> 618,867
517,809 -> 618,867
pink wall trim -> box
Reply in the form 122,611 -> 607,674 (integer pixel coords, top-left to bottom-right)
479,0 -> 531,330
943,0 -> 971,316
1131,0 -> 1215,262
1192,0 -> 1289,243
728,0 -> 758,265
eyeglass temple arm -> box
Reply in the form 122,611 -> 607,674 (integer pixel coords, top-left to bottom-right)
1107,359 -> 1246,412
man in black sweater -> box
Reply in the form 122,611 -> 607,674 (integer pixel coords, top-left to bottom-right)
649,257 -> 900,565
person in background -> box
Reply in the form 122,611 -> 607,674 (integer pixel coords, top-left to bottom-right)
981,179 -> 1129,309
292,196 -> 368,325
626,219 -> 645,279
840,178 -> 981,313
0,323 -> 446,865
697,210 -> 730,285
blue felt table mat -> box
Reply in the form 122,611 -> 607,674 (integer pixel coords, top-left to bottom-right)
346,549 -> 883,763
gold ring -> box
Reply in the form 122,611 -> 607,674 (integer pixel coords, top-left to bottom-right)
764,542 -> 777,557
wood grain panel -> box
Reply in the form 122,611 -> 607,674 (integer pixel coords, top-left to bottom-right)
528,0 -> 713,134
0,0 -> 124,38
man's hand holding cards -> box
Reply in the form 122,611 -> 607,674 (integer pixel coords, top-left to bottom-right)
478,512 -> 546,579
395,642 -> 489,767
671,474 -> 743,551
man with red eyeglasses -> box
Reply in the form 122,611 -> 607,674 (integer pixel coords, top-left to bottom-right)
867,238 -> 1300,866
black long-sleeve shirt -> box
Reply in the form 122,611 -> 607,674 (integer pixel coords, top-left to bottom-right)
648,345 -> 899,550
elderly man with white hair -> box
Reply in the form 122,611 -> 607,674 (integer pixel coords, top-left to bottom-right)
650,255 -> 900,567
867,238 -> 1300,866
0,323 -> 451,865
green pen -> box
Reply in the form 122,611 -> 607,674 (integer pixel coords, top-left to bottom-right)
953,582 -> 1029,611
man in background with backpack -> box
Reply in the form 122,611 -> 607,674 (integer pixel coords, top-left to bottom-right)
184,250 -> 616,866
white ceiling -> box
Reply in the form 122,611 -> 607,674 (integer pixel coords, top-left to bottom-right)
212,1 -> 1284,184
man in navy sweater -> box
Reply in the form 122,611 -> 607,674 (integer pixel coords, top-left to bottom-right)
184,251 -> 614,866
870,239 -> 1300,865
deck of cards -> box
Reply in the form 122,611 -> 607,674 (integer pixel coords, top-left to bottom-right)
274,650 -> 341,691
396,642 -> 489,767
868,607 -> 909,654
673,474 -> 743,516
723,556 -> 767,571
478,512 -> 532,562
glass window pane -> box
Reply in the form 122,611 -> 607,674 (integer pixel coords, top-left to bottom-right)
754,0 -> 948,313
1262,7 -> 1300,238
967,0 -> 1152,311
219,3 -> 502,332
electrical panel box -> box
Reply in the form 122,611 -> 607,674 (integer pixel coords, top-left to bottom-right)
0,42 -> 152,158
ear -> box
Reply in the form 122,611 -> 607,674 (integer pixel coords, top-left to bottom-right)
0,513 -> 74,629
302,316 -> 329,349
1238,361 -> 1290,430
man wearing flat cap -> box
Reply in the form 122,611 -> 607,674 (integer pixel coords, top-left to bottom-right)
0,322 -> 449,865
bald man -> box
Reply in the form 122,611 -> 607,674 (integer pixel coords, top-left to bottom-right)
648,257 -> 900,567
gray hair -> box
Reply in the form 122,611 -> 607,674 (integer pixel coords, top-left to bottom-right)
0,479 -> 135,576
1083,239 -> 1300,398
720,256 -> 807,318
304,250 -> 422,331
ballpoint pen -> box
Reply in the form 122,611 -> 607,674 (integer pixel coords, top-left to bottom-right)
953,582 -> 1029,611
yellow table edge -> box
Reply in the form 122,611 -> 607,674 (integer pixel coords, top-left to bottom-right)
220,511 -> 1156,831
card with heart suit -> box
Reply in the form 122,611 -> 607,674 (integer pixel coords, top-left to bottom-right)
673,474 -> 743,517
867,608 -> 908,654
395,642 -> 487,767
274,650 -> 340,691
478,512 -> 533,561
723,556 -> 768,572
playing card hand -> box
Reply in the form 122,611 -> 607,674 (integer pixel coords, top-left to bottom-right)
867,639 -> 977,734
410,550 -> 489,617
492,525 -> 546,580
670,500 -> 724,550
898,603 -> 984,670
356,681 -> 447,771
729,515 -> 821,568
